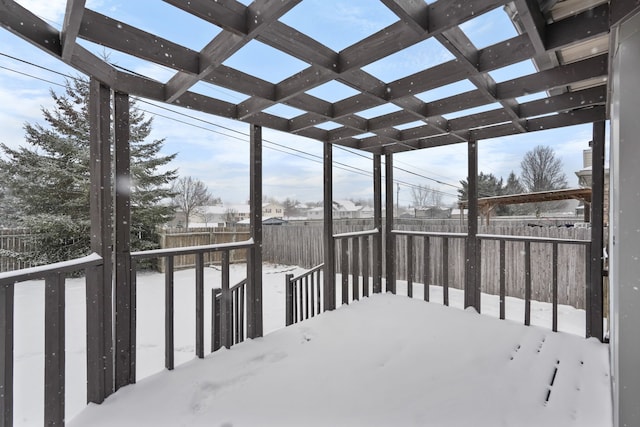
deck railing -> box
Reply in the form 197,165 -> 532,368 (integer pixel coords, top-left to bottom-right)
211,277 -> 247,351
476,234 -> 590,331
392,230 -> 467,306
393,230 -> 592,333
0,253 -> 103,427
131,239 -> 254,371
285,264 -> 324,326
333,229 -> 379,305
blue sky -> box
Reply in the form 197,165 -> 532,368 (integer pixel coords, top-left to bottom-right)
0,0 -> 599,207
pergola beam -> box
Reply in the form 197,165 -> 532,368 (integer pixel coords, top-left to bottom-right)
61,0 -> 86,61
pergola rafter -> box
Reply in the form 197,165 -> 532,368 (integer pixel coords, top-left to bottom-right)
0,0 -> 613,156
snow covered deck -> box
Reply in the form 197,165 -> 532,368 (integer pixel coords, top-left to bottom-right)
68,294 -> 611,427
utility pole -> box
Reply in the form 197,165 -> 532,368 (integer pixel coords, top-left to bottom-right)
396,182 -> 400,214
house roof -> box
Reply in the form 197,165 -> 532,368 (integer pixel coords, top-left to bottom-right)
0,0 -> 626,155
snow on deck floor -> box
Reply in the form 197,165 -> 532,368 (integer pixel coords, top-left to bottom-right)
68,294 -> 611,427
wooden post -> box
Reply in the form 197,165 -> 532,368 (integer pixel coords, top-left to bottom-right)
221,252 -> 231,349
87,78 -> 113,403
195,253 -> 204,358
362,236 -> 370,297
465,140 -> 480,311
211,289 -> 221,352
525,241 -> 532,326
114,90 -> 134,390
285,274 -> 294,326
373,154 -> 383,293
323,142 -> 336,310
352,237 -> 360,301
385,153 -> 396,293
44,273 -> 65,426
588,120 -> 605,341
0,283 -> 14,427
165,257 -> 174,370
247,124 -> 263,338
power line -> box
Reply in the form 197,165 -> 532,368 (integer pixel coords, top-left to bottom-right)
0,53 -> 461,198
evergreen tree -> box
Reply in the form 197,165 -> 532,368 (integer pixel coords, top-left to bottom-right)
0,78 -> 177,264
458,172 -> 504,200
502,171 -> 529,215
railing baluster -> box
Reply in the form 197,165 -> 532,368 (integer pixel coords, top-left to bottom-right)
362,236 -> 369,298
443,238 -> 449,306
552,243 -> 558,332
307,274 -> 316,317
234,288 -> 239,345
293,280 -> 298,323
352,237 -> 360,301
305,276 -> 310,319
423,236 -> 430,302
407,235 -> 414,298
165,256 -> 174,370
0,283 -> 13,427
316,270 -> 321,315
525,241 -> 532,326
44,272 -> 65,427
285,274 -> 293,326
195,253 -> 204,358
500,240 -> 506,320
239,284 -> 245,343
298,272 -> 304,318
341,240 -> 349,305
221,252 -> 231,349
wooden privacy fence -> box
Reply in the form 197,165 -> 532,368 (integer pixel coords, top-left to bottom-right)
157,227 -> 250,271
0,229 -> 35,272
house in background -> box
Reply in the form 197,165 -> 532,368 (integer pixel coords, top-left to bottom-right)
308,200 -> 373,220
262,202 -> 284,219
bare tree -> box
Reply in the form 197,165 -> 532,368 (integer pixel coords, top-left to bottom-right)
412,184 -> 443,208
520,145 -> 568,212
520,145 -> 568,192
411,184 -> 430,208
171,176 -> 215,228
223,208 -> 238,226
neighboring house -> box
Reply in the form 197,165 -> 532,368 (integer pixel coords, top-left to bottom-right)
262,202 -> 284,218
307,200 -> 373,220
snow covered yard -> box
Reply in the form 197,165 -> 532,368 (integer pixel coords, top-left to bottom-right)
11,264 -> 610,426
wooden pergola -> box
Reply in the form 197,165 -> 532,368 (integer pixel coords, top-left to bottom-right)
2,0 -> 639,425
459,187 -> 593,224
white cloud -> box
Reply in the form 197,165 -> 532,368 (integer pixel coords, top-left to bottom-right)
15,0 -> 67,24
